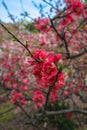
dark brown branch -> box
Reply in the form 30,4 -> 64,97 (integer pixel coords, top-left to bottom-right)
50,18 -> 70,57
44,71 -> 60,110
68,19 -> 86,43
16,103 -> 39,128
67,48 -> 87,59
52,5 -> 72,21
36,109 -> 87,117
16,102 -> 31,119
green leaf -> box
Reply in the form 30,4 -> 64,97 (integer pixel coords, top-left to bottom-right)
84,0 -> 87,3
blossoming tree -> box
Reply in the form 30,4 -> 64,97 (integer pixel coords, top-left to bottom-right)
0,0 -> 87,129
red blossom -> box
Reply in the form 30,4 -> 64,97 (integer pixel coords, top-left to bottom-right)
33,91 -> 45,109
48,53 -> 62,63
20,99 -> 26,105
35,18 -> 52,32
43,61 -> 58,83
60,14 -> 75,27
11,92 -> 25,104
71,0 -> 84,15
33,49 -> 47,61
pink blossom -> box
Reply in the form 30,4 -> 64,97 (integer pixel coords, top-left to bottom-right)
71,0 -> 84,15
33,49 -> 47,61
43,61 -> 58,83
35,18 -> 52,32
33,91 -> 45,109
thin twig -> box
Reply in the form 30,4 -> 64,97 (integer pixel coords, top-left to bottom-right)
0,106 -> 16,116
0,21 -> 39,62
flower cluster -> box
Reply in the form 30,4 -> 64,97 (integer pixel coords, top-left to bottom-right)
35,18 -> 52,33
33,91 -> 45,109
71,0 -> 84,15
29,49 -> 65,108
60,14 -> 75,27
11,91 -> 26,105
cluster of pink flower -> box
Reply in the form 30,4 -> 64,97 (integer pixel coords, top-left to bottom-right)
11,91 -> 26,105
30,49 -> 65,108
71,0 -> 84,15
60,0 -> 84,28
33,91 -> 45,109
0,42 -> 30,106
35,18 -> 52,33
65,0 -> 84,16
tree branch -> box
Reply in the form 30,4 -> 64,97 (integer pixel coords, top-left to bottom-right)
0,106 -> 16,116
36,109 -> 87,117
0,21 -> 40,62
67,47 -> 87,59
